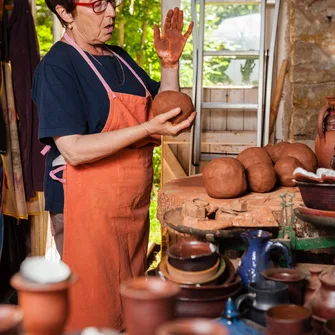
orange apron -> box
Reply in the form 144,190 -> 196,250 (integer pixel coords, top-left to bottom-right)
62,33 -> 159,331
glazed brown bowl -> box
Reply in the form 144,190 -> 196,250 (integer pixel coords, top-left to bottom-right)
167,240 -> 218,272
156,318 -> 229,335
294,180 -> 335,211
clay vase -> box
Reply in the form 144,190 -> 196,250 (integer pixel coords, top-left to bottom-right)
119,277 -> 180,335
151,90 -> 194,125
0,305 -> 23,335
156,318 -> 229,335
262,268 -> 307,305
303,266 -> 323,307
265,305 -> 312,335
10,273 -> 76,335
315,96 -> 335,168
310,266 -> 335,321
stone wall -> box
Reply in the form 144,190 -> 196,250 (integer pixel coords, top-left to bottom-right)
285,0 -> 335,142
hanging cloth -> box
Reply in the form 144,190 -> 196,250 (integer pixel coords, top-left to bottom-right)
8,0 -> 45,201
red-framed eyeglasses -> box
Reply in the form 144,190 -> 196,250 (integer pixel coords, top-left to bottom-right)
75,0 -> 122,13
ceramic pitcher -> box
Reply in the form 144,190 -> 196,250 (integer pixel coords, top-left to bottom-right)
315,96 -> 335,168
237,230 -> 292,286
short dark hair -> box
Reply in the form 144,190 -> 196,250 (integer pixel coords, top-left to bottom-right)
45,0 -> 76,27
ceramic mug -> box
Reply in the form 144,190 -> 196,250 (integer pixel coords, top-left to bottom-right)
265,304 -> 312,335
235,281 -> 289,326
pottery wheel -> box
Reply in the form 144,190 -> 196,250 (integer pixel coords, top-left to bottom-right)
157,175 -> 304,234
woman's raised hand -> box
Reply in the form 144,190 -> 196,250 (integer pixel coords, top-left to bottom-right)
154,7 -> 194,68
144,108 -> 196,137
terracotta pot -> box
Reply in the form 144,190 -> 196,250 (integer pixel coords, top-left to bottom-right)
156,318 -> 229,335
324,318 -> 335,335
151,90 -> 194,125
10,273 -> 76,335
310,267 -> 335,321
120,277 -> 180,335
303,266 -> 323,306
262,268 -> 307,305
0,305 -> 23,335
265,305 -> 312,335
315,96 -> 335,169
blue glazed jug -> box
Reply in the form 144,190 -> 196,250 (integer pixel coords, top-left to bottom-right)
237,230 -> 292,286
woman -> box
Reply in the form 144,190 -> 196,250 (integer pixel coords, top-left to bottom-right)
32,0 -> 195,331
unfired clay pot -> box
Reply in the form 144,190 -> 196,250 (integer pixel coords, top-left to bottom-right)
151,90 -> 194,125
202,157 -> 247,199
280,143 -> 318,172
310,266 -> 335,321
303,266 -> 323,306
274,156 -> 303,187
156,318 -> 229,335
246,163 -> 277,193
237,147 -> 273,169
315,96 -> 335,168
0,305 -> 23,335
10,273 -> 76,335
265,142 -> 291,163
120,277 -> 180,335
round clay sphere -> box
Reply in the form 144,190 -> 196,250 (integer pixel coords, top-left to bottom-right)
246,163 -> 277,193
265,142 -> 291,163
151,90 -> 194,125
237,147 -> 272,169
280,143 -> 318,172
202,157 -> 247,199
274,156 -> 303,187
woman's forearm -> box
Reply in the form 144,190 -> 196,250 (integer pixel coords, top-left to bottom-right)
159,62 -> 180,92
54,123 -> 149,166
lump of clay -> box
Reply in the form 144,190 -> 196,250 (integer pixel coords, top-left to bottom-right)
265,142 -> 291,163
280,143 -> 318,172
202,157 -> 247,199
151,90 -> 194,125
246,163 -> 277,193
274,157 -> 303,187
237,147 -> 272,169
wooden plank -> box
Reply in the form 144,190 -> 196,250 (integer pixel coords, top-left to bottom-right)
227,89 -> 244,130
209,144 -> 254,154
162,144 -> 187,185
176,144 -> 190,175
210,88 -> 227,131
164,130 -> 257,145
244,88 -> 258,131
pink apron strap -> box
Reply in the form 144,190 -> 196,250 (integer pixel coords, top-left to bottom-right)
49,166 -> 66,184
41,145 -> 51,156
109,50 -> 151,97
63,33 -> 116,98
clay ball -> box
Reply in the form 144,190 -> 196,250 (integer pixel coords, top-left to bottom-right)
237,147 -> 272,170
202,157 -> 247,199
274,156 -> 303,187
246,163 -> 277,193
280,143 -> 318,172
151,90 -> 194,125
265,142 -> 291,163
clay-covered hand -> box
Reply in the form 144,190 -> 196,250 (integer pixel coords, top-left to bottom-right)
144,108 -> 196,136
154,7 -> 194,68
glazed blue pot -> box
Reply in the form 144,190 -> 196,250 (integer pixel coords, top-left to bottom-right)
237,230 -> 292,286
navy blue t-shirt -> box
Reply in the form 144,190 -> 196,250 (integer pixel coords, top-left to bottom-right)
32,41 -> 160,213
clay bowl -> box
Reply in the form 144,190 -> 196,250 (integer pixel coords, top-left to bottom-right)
0,305 -> 23,335
156,318 -> 229,335
167,240 -> 218,272
166,257 -> 220,284
294,180 -> 335,211
265,305 -> 312,335
159,256 -> 225,286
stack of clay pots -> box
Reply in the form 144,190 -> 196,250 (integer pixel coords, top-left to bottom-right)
154,239 -> 242,318
202,142 -> 318,198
